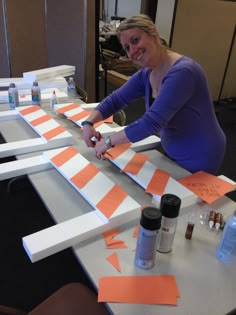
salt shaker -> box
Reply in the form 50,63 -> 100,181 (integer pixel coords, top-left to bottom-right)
156,194 -> 181,253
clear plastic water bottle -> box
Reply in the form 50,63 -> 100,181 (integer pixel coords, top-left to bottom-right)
67,77 -> 78,101
31,81 -> 41,106
216,210 -> 236,263
8,83 -> 19,110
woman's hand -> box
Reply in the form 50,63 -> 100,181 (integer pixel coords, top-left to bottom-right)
94,137 -> 109,159
82,125 -> 98,148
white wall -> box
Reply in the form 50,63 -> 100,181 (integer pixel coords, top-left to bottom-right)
104,0 -> 141,20
155,0 -> 176,45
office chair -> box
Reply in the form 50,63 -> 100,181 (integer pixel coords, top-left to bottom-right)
0,283 -> 109,315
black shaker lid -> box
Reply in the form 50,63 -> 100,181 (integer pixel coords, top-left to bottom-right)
140,207 -> 162,230
160,194 -> 181,218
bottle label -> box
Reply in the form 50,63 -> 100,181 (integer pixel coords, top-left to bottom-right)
31,89 -> 41,105
156,217 -> 177,252
8,89 -> 19,109
135,227 -> 158,269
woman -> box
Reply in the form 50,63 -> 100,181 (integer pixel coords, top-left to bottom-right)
82,14 -> 226,174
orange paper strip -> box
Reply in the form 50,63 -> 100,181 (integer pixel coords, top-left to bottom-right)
98,275 -> 180,305
103,228 -> 122,240
133,225 -> 139,238
19,105 -> 40,115
179,171 -> 236,204
106,253 -> 121,272
122,153 -> 148,174
146,169 -> 170,195
106,241 -> 128,249
104,116 -> 113,123
42,125 -> 66,140
96,185 -> 128,219
30,114 -> 51,126
104,143 -> 131,160
51,146 -> 78,167
67,110 -> 91,121
71,163 -> 99,189
56,103 -> 80,113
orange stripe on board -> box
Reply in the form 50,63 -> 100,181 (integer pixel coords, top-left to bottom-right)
51,146 -> 78,167
96,184 -> 128,219
71,163 -> 100,189
146,169 -> 170,196
67,110 -> 91,121
105,143 -> 131,160
56,103 -> 80,114
30,114 -> 51,126
19,105 -> 40,115
122,153 -> 148,174
43,125 -> 66,140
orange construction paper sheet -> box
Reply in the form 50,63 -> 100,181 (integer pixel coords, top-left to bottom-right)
51,146 -> 78,167
103,228 -> 122,240
67,110 -> 91,121
106,253 -> 121,272
30,114 -> 51,126
93,116 -> 113,129
103,228 -> 127,249
179,171 -> 236,204
43,125 -> 66,140
56,103 -> 80,114
98,275 -> 180,305
71,163 -> 100,189
19,105 -> 40,115
96,184 -> 128,219
104,143 -> 131,160
122,153 -> 149,175
146,169 -> 170,196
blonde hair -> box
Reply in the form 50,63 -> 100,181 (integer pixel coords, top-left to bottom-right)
117,14 -> 156,38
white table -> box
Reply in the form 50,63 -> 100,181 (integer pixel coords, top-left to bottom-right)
1,102 -> 236,315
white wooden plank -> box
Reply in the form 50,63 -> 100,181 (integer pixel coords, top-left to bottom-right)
0,110 -> 19,121
22,189 -> 141,263
44,147 -> 140,223
0,155 -> 52,180
23,212 -> 111,262
23,65 -> 75,82
0,107 -> 73,157
22,146 -> 141,262
108,147 -> 201,209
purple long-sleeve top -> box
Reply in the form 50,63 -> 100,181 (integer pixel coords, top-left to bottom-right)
96,56 -> 226,174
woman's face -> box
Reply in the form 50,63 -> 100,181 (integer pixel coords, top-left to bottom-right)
120,27 -> 158,68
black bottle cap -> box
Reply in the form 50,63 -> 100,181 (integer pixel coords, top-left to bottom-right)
160,194 -> 181,218
140,207 -> 162,231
